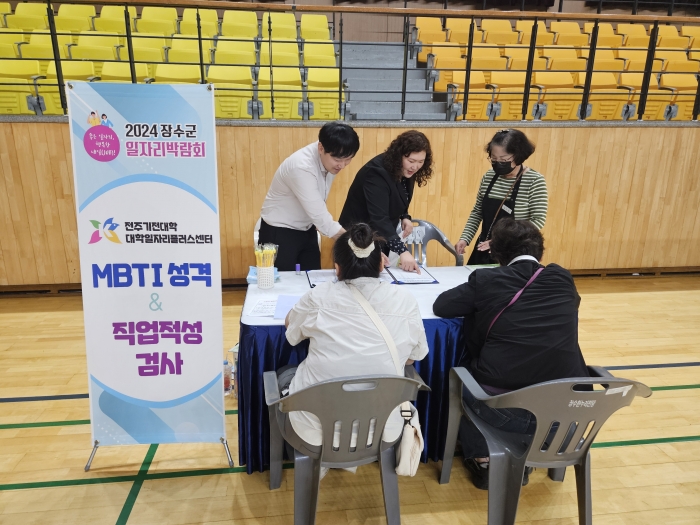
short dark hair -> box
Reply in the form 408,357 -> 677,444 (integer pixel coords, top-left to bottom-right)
382,130 -> 433,187
485,129 -> 536,165
333,223 -> 384,281
489,219 -> 544,266
90,111 -> 95,115
101,114 -> 107,118
318,122 -> 360,159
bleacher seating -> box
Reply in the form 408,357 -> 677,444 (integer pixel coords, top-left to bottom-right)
583,23 -> 623,47
168,35 -> 213,64
300,15 -> 330,41
550,21 -> 588,47
180,8 -> 218,38
0,3 -> 12,28
516,20 -> 554,45
257,66 -> 303,119
54,4 -> 95,34
153,63 -> 202,83
137,6 -> 177,36
68,31 -> 121,76
259,41 -> 300,66
100,61 -> 150,82
207,65 -> 254,119
263,12 -> 298,40
4,3 -> 47,31
17,30 -> 70,75
39,60 -> 97,115
446,18 -> 483,45
93,6 -> 136,34
221,11 -> 258,38
214,38 -> 257,66
306,67 -> 343,120
481,19 -> 519,47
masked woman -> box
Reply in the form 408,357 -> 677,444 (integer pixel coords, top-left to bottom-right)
455,129 -> 548,265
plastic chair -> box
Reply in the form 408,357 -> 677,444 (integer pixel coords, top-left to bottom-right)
264,366 -> 430,525
440,366 -> 652,525
407,219 -> 464,266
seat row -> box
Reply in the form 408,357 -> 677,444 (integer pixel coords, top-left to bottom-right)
445,70 -> 698,121
0,4 -> 330,41
0,59 -> 347,120
415,16 -> 700,50
425,42 -> 700,93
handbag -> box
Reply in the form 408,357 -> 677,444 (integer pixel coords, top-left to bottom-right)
486,266 -> 544,338
347,283 -> 424,477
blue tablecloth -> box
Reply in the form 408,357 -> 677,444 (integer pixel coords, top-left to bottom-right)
237,317 -> 464,474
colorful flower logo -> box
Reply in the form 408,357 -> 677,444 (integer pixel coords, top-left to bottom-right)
89,218 -> 121,244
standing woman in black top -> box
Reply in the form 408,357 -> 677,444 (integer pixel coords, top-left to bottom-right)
339,130 -> 433,273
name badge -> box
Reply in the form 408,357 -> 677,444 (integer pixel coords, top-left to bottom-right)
502,204 -> 513,214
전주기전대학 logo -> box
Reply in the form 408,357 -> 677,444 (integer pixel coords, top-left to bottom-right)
89,218 -> 121,244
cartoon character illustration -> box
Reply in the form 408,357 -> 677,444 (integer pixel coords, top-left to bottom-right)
87,111 -> 101,126
101,114 -> 114,128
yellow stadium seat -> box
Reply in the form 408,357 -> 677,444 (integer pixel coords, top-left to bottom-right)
577,47 -> 625,78
5,3 -> 48,31
515,20 -> 554,45
69,31 -> 121,76
487,71 -> 534,120
681,25 -> 700,48
100,61 -> 150,82
445,18 -> 481,41
0,28 -> 23,56
137,7 -> 177,36
573,71 -> 627,120
259,41 -> 300,66
39,60 -> 97,115
617,72 -> 672,120
655,49 -> 699,72
417,31 -> 448,62
207,65 -> 254,119
0,78 -> 36,114
531,71 -> 581,120
94,6 -> 136,33
263,13 -> 297,40
430,45 -> 466,93
481,20 -> 513,33
306,67 -> 342,120
503,44 -> 547,71
448,28 -> 484,48
448,70 -> 492,120
659,73 -> 698,120
221,11 -> 258,39
690,50 -> 700,61
0,41 -> 14,57
131,33 -> 168,77
300,15 -> 330,41
616,23 -> 649,47
615,48 -> 662,72
583,22 -> 623,47
16,30 -> 70,74
257,66 -> 303,120
0,58 -> 41,79
168,35 -> 213,64
214,38 -> 256,66
481,19 -> 519,47
656,25 -> 690,49
416,17 -> 443,33
303,40 -> 336,67
153,63 -> 202,84
541,46 -> 587,71
180,9 -> 218,38
550,21 -> 588,46
468,44 -> 509,83
55,4 -> 95,33
0,2 -> 11,27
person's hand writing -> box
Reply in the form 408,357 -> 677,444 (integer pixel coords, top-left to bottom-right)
381,252 -> 391,268
477,239 -> 491,252
455,239 -> 467,255
401,218 -> 414,238
399,252 -> 421,274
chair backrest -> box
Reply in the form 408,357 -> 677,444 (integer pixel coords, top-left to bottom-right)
406,219 -> 464,266
481,376 -> 651,467
276,375 -> 427,465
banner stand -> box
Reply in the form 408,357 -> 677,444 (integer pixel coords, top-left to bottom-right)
84,437 -> 234,471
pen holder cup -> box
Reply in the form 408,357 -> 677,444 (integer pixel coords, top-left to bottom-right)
257,266 -> 275,290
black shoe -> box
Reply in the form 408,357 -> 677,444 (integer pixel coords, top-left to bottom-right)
463,458 -> 489,490
522,466 -> 534,486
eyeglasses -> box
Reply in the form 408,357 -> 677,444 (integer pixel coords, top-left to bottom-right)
488,155 -> 515,163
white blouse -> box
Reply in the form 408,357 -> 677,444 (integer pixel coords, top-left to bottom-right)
285,276 -> 430,446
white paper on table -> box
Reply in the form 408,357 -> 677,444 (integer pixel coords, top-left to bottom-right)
379,269 -> 395,283
274,295 -> 302,319
306,269 -> 338,288
248,299 -> 277,317
386,266 -> 438,284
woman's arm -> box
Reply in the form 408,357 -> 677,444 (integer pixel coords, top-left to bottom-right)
527,173 -> 548,230
460,175 -> 487,245
433,279 -> 477,318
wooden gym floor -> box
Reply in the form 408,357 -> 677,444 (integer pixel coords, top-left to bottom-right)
1,276 -> 699,525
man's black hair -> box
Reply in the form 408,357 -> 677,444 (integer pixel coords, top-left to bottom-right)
318,122 -> 360,159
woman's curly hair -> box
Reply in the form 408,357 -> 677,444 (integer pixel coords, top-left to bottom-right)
382,130 -> 433,187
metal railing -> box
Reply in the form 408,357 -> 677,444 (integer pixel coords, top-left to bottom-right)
0,0 -> 699,122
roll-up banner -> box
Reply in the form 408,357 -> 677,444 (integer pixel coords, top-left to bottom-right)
68,82 -> 225,446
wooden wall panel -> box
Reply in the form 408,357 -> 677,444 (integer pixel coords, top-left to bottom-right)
2,121 -> 700,286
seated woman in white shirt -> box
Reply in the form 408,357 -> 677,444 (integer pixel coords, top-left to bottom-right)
280,223 -> 430,472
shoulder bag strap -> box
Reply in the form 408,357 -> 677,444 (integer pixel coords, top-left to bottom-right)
486,266 -> 544,338
347,283 -> 412,419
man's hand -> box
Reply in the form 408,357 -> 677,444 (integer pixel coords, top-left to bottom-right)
477,239 -> 491,252
382,253 -> 391,267
399,251 -> 421,273
401,218 -> 414,238
331,227 -> 346,240
455,239 -> 467,255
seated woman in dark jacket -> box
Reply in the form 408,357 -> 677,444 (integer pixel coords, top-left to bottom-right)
433,219 -> 589,490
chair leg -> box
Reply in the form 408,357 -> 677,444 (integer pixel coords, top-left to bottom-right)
439,369 -> 463,484
548,467 -> 567,482
487,448 -> 527,525
379,444 -> 401,525
268,406 -> 284,490
574,452 -> 592,525
294,448 -> 322,525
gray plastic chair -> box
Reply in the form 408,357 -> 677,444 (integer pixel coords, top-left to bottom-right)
408,219 -> 464,266
264,366 -> 430,525
439,366 -> 652,525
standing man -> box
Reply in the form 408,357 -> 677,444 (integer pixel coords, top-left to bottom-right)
259,122 -> 360,271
